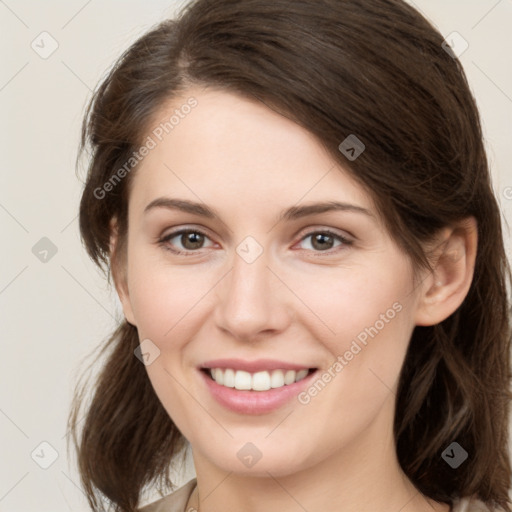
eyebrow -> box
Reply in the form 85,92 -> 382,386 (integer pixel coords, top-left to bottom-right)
143,197 -> 374,223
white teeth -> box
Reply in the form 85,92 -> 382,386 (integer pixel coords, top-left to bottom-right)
212,368 -> 223,385
284,370 -> 296,385
223,368 -> 235,388
270,370 -> 285,388
234,370 -> 252,390
207,368 -> 312,391
252,371 -> 271,391
295,369 -> 309,381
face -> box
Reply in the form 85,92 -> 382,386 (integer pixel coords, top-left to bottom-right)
115,87 -> 428,477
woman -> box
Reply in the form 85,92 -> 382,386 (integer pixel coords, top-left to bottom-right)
68,0 -> 512,511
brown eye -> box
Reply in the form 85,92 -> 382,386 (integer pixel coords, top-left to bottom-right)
179,231 -> 205,250
310,233 -> 335,251
297,230 -> 352,253
159,229 -> 214,255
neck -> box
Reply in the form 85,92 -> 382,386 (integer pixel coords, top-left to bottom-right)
189,403 -> 450,512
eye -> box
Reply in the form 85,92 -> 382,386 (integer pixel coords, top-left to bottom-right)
158,227 -> 352,256
295,229 -> 352,253
158,228 -> 215,255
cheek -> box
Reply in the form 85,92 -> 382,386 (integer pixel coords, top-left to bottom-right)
290,263 -> 413,352
126,253 -> 214,432
126,248 -> 216,340
294,287 -> 413,459
294,264 -> 415,417
127,244 -> 415,358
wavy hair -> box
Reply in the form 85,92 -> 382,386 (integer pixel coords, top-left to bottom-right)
68,0 -> 512,510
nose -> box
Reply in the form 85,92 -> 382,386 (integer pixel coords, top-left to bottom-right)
214,244 -> 291,342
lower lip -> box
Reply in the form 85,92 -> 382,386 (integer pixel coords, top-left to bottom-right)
199,369 -> 318,415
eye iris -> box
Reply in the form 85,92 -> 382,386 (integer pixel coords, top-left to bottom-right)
312,233 -> 334,251
182,232 -> 204,250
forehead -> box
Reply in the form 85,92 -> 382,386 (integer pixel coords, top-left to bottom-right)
129,87 -> 375,217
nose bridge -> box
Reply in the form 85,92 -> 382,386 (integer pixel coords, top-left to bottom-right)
228,240 -> 272,307
214,235 -> 289,338
228,233 -> 271,293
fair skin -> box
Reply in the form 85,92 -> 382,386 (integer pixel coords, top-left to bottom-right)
111,87 -> 477,512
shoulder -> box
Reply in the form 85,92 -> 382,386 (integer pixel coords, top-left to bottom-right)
138,478 -> 197,512
452,496 -> 503,512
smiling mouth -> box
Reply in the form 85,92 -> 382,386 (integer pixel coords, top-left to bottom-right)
201,367 -> 317,391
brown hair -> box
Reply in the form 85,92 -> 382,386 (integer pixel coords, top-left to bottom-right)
68,0 -> 512,511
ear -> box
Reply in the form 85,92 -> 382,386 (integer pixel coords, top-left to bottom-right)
109,217 -> 137,326
414,217 -> 478,326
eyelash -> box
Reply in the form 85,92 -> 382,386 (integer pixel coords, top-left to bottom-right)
157,228 -> 352,256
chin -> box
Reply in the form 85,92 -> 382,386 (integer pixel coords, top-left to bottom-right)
200,440 -> 316,478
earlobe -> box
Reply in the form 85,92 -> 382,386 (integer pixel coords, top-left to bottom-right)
414,217 -> 478,326
109,218 -> 137,326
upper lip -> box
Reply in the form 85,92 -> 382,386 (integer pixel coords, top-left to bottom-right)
199,358 -> 317,373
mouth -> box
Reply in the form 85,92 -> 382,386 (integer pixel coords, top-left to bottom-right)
197,358 -> 320,414
200,367 -> 317,391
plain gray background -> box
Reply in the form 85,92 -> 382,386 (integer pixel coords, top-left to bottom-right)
1,1 -> 511,510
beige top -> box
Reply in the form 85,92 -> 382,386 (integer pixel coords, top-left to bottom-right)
138,478 -> 495,512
